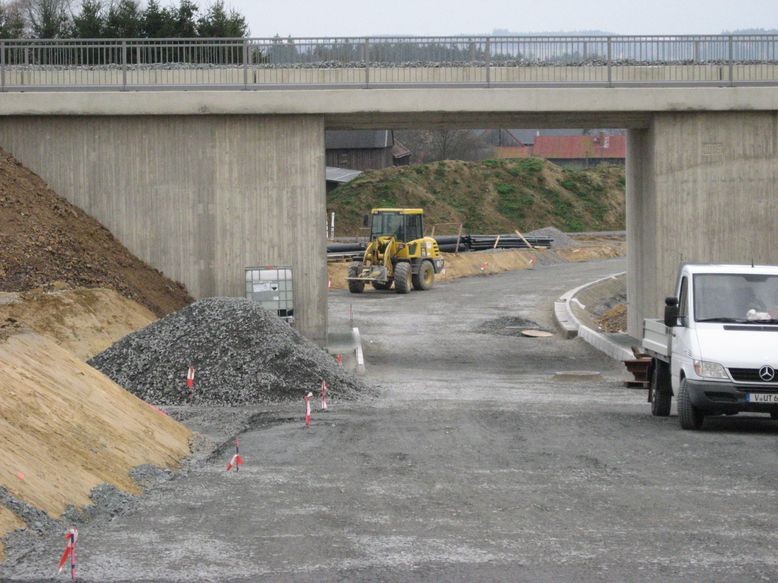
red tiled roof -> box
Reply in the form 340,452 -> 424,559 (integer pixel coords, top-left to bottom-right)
531,135 -> 625,159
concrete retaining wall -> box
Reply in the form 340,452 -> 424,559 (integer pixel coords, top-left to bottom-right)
627,111 -> 778,337
0,114 -> 328,343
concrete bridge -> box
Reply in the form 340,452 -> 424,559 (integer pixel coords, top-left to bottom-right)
1,35 -> 778,343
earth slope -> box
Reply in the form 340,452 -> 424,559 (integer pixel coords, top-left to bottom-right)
328,158 -> 625,236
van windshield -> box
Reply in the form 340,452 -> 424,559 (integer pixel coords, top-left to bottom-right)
694,273 -> 778,323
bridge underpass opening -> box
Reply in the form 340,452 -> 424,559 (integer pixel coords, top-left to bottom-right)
325,113 -> 778,341
0,93 -> 776,343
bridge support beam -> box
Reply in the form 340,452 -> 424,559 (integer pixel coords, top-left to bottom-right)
0,114 -> 328,344
627,112 -> 778,337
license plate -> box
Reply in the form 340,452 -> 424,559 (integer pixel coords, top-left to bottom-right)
744,393 -> 778,403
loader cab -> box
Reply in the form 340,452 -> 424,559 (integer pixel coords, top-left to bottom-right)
369,209 -> 424,243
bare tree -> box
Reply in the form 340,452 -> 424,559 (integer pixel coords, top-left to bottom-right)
25,0 -> 70,38
0,0 -> 26,37
397,129 -> 490,163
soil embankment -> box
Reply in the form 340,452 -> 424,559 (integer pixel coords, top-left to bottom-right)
327,241 -> 625,290
0,287 -> 156,360
0,148 -> 191,316
0,332 -> 192,559
328,158 -> 625,236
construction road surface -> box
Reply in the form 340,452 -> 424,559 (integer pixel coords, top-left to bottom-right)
4,257 -> 778,582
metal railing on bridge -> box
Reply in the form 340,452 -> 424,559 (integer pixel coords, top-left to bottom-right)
1,34 -> 777,91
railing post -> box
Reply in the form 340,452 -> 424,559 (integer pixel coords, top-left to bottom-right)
0,41 -> 5,92
243,39 -> 249,88
122,40 -> 127,90
607,36 -> 612,87
728,34 -> 734,86
485,37 -> 491,87
364,37 -> 370,88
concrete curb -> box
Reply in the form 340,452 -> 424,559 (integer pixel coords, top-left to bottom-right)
554,272 -> 634,362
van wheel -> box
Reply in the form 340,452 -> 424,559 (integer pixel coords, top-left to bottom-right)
678,378 -> 704,430
650,360 -> 672,417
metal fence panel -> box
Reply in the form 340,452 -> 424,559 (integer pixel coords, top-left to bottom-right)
0,35 -> 776,91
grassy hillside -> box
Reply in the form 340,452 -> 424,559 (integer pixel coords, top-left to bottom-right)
328,158 -> 625,236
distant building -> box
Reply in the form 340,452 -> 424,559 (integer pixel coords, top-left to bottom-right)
325,130 -> 412,171
494,133 -> 626,168
531,134 -> 626,168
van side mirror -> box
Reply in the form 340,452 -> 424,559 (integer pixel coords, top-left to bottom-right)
362,214 -> 370,228
664,296 -> 679,328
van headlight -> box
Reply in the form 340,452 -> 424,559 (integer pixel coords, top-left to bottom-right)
693,360 -> 728,379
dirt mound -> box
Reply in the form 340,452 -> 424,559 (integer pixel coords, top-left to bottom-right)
0,332 -> 191,559
328,158 -> 625,235
328,243 -> 626,291
0,148 -> 191,316
0,287 -> 155,360
598,303 -> 628,333
90,298 -> 369,406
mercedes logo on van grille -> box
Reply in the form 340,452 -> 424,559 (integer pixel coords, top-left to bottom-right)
759,365 -> 775,382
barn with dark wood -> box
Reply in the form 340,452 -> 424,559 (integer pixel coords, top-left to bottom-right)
325,130 -> 411,170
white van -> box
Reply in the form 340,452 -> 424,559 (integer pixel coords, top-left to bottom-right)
642,264 -> 778,430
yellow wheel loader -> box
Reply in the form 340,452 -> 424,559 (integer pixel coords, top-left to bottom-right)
347,208 -> 444,294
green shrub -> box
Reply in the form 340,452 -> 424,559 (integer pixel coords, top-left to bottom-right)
496,183 -> 516,196
560,178 -> 577,191
518,158 -> 544,173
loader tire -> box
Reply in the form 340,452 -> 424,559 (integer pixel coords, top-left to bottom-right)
650,359 -> 672,417
394,262 -> 412,294
412,261 -> 435,291
347,262 -> 365,294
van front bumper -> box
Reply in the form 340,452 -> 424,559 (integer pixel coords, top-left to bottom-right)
686,379 -> 778,414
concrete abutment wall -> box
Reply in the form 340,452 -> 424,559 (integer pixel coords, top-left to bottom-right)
627,111 -> 778,337
0,114 -> 328,343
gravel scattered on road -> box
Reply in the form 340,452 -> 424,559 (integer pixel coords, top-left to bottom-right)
475,316 -> 550,336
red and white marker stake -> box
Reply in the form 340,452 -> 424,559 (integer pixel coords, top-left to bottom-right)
186,365 -> 196,390
226,437 -> 244,472
304,392 -> 313,428
56,528 -> 78,581
320,380 -> 328,411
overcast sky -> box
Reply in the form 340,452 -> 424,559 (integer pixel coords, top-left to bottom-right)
228,0 -> 777,38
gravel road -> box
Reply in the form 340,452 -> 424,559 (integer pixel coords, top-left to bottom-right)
4,257 -> 778,582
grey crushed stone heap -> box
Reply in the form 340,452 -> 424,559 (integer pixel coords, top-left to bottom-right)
526,226 -> 576,248
89,297 -> 368,405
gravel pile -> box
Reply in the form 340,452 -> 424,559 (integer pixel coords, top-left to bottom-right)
526,226 -> 576,248
89,298 -> 368,405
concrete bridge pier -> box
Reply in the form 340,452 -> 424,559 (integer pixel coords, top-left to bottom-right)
0,114 -> 329,344
627,111 -> 778,337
